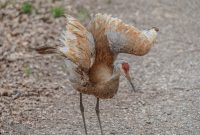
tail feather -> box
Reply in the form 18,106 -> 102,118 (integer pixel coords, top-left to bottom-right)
35,47 -> 57,54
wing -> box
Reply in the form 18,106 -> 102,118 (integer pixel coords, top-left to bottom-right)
59,15 -> 96,71
88,13 -> 158,56
36,15 -> 96,92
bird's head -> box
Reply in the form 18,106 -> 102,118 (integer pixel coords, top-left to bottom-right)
114,60 -> 135,92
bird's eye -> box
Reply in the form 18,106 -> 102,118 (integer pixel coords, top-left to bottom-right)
122,63 -> 129,72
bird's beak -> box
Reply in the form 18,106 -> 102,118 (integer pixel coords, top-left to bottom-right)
125,72 -> 136,92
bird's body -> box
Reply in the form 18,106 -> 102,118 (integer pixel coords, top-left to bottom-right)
36,13 -> 158,134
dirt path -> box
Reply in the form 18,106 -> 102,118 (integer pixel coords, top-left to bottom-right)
1,0 -> 200,134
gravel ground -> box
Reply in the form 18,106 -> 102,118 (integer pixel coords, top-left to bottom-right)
1,0 -> 200,135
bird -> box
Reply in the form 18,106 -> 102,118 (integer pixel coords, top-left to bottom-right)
36,13 -> 158,135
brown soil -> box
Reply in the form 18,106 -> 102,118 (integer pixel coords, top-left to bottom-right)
1,0 -> 200,135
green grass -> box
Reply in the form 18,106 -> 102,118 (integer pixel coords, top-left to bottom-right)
76,6 -> 90,22
50,6 -> 65,18
24,66 -> 32,77
21,2 -> 32,14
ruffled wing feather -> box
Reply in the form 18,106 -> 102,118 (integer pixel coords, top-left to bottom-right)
59,15 -> 96,71
89,13 -> 158,56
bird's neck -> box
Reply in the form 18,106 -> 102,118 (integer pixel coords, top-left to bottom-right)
110,68 -> 120,81
89,62 -> 120,84
91,66 -> 120,99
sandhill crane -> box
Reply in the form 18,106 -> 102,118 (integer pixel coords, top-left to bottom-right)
36,13 -> 158,135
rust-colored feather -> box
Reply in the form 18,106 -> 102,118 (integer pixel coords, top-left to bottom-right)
87,13 -> 158,84
88,13 -> 158,56
36,13 -> 158,99
59,15 -> 95,71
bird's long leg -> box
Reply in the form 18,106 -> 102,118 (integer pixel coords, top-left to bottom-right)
95,98 -> 103,135
80,93 -> 87,135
